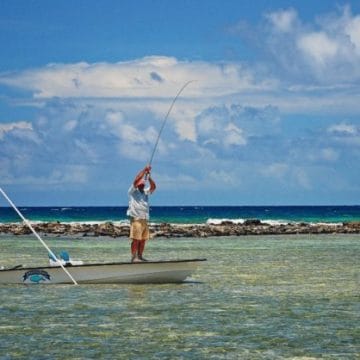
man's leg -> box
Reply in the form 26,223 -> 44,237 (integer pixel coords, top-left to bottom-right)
138,220 -> 150,261
138,240 -> 147,261
130,219 -> 144,262
131,239 -> 140,262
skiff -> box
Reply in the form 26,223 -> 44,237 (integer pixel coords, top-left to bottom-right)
0,258 -> 206,285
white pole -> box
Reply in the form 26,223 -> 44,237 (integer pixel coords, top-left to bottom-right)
0,187 -> 78,285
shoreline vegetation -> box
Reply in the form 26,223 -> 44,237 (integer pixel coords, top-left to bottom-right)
0,220 -> 360,237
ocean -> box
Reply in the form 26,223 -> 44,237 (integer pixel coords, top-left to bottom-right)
1,205 -> 360,224
0,206 -> 359,359
0,234 -> 359,359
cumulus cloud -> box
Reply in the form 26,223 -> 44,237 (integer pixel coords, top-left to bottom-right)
297,32 -> 339,66
196,105 -> 247,152
345,14 -> 360,55
197,104 -> 279,149
0,121 -> 34,140
0,56 -> 271,99
262,5 -> 360,84
1,5 -> 360,203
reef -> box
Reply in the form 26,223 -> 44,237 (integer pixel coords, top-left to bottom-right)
0,220 -> 359,237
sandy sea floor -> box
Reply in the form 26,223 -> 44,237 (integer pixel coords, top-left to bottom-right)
0,234 -> 359,359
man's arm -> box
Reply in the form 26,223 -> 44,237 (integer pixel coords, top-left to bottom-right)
148,175 -> 156,194
133,165 -> 151,187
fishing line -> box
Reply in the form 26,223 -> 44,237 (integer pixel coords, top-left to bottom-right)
148,80 -> 195,167
0,187 -> 78,285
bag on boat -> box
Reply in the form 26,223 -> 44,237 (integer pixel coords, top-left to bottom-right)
49,250 -> 83,266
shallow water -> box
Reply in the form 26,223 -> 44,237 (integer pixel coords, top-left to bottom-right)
0,234 -> 359,359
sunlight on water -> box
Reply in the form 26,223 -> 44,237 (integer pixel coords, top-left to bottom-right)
0,234 -> 359,359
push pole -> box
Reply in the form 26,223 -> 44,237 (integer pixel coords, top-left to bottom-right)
0,187 -> 78,285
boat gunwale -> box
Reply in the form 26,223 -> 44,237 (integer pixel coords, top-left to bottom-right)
0,258 -> 207,272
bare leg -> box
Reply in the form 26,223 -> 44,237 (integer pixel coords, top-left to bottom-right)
138,240 -> 148,261
131,240 -> 140,262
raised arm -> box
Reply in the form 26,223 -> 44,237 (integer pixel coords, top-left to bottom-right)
148,174 -> 156,194
133,165 -> 152,187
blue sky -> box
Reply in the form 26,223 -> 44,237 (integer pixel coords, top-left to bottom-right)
0,0 -> 359,206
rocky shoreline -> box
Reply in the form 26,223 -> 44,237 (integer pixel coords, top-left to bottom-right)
0,220 -> 359,237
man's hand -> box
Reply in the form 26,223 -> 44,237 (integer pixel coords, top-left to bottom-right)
144,165 -> 152,174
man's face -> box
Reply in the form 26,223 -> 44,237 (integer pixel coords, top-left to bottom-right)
137,183 -> 145,192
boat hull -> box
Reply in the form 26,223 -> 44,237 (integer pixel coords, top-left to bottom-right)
0,259 -> 206,285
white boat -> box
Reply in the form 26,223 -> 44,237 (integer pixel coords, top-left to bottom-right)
0,258 -> 206,285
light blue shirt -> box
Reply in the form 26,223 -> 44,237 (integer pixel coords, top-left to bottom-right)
126,185 -> 151,220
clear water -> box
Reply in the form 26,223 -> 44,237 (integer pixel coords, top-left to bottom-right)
0,234 -> 359,359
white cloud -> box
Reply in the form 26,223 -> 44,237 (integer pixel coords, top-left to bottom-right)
174,117 -> 196,142
0,56 -> 270,99
196,106 -> 249,151
342,7 -> 360,54
265,8 -> 298,33
223,123 -> 247,146
117,124 -> 160,161
297,32 -> 339,66
264,6 -> 360,84
1,6 -> 360,202
327,122 -> 357,135
0,121 -> 34,139
102,110 -> 165,160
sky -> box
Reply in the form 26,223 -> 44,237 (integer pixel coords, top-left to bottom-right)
0,0 -> 359,206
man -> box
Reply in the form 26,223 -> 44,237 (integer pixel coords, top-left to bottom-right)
127,165 -> 156,262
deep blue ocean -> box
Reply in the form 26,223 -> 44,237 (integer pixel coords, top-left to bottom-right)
1,205 -> 359,224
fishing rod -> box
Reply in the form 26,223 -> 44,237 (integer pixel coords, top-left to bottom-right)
0,187 -> 78,285
147,80 -> 195,167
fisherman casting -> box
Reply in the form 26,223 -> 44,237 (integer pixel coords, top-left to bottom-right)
127,165 -> 156,262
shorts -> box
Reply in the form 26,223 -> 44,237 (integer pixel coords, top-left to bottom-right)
130,218 -> 150,241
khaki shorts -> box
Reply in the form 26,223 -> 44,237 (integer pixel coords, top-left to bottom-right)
130,218 -> 150,241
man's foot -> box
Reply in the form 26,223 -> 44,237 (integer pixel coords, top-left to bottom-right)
131,255 -> 141,263
138,256 -> 148,262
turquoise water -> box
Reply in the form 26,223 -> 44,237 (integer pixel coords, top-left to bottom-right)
0,234 -> 359,359
1,205 -> 360,224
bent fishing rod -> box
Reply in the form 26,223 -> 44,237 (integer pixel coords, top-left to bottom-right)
147,80 -> 195,168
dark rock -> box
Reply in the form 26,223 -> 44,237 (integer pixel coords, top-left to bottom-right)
244,219 -> 262,226
220,221 -> 234,225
